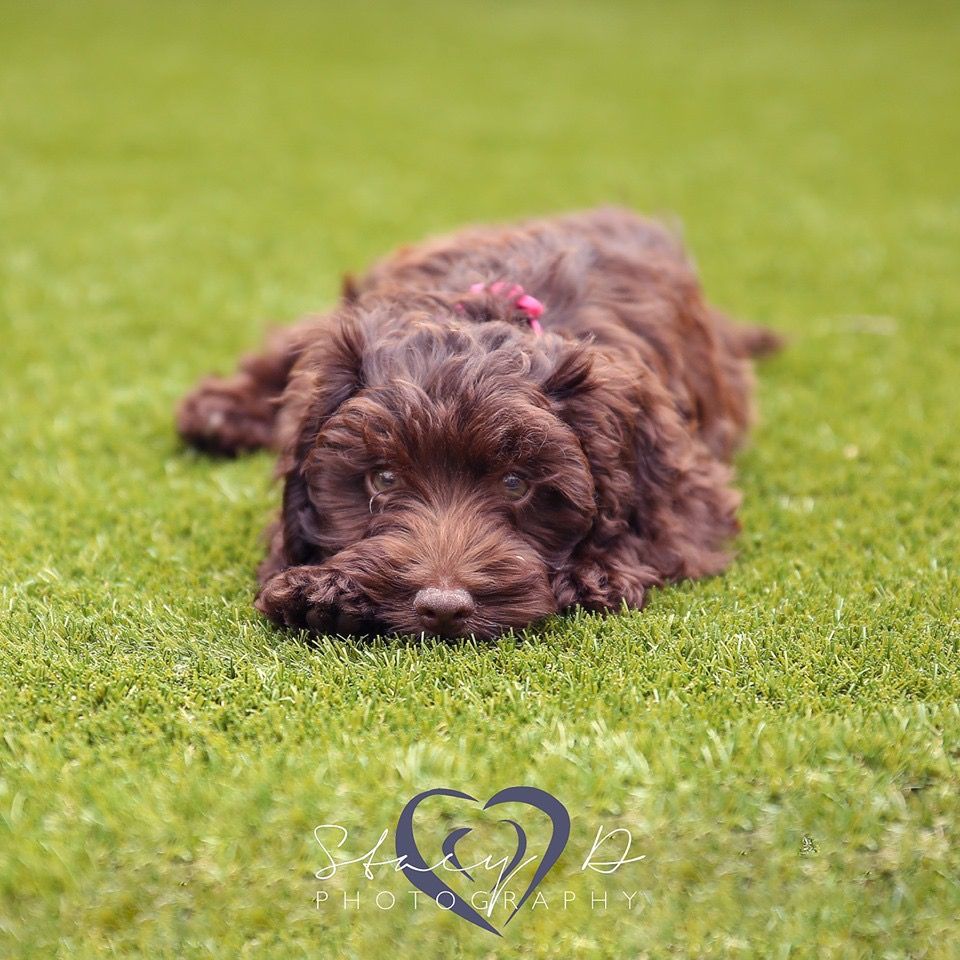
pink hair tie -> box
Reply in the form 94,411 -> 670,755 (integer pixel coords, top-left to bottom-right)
515,293 -> 544,319
463,281 -> 545,335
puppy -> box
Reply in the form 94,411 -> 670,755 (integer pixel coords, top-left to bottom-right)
177,207 -> 780,638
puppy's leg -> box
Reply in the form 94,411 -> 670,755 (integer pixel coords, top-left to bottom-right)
255,563 -> 374,635
254,565 -> 342,631
177,324 -> 310,455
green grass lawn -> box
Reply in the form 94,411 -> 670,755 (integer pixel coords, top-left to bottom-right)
2,1 -> 959,956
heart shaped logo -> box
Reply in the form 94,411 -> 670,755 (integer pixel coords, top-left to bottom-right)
394,785 -> 570,935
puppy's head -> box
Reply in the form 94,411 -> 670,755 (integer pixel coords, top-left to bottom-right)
268,295 -> 627,638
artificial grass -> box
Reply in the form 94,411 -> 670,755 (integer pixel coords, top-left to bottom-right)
1,0 -> 959,956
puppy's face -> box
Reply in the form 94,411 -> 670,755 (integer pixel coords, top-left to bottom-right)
277,312 -> 602,637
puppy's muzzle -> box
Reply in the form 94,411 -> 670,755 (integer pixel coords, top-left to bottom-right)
413,586 -> 476,636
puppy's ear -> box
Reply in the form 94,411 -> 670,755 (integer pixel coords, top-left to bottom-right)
273,314 -> 367,568
540,343 -> 637,544
540,346 -> 593,401
543,342 -> 740,607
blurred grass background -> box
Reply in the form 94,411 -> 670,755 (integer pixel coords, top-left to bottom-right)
1,0 -> 959,956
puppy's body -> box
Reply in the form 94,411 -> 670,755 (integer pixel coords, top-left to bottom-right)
178,208 -> 779,637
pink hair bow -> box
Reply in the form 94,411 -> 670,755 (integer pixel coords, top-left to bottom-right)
464,281 -> 544,335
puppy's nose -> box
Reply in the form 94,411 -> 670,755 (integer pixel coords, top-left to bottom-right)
413,587 -> 475,635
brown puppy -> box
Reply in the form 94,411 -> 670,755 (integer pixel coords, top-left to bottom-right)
177,207 -> 780,638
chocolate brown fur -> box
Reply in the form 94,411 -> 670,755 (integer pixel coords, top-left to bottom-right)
177,207 -> 780,638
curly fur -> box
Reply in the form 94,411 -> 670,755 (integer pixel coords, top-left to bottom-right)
177,207 -> 780,638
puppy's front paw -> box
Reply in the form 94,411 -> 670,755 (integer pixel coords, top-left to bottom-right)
254,566 -> 352,633
177,375 -> 275,456
557,556 -> 656,613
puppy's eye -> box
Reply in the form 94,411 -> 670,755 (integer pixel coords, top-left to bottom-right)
367,468 -> 398,494
501,472 -> 530,501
